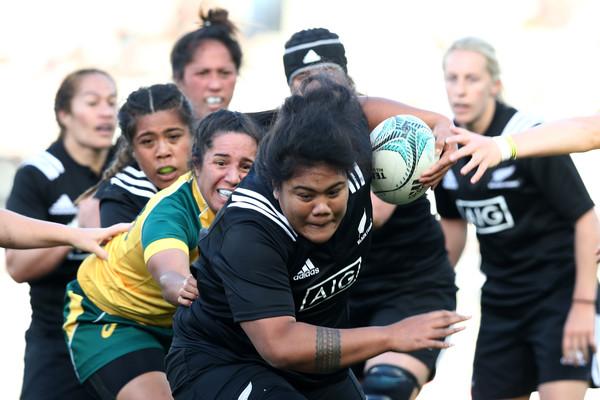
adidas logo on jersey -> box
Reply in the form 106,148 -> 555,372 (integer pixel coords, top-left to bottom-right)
293,259 -> 320,281
442,170 -> 459,190
49,194 -> 77,215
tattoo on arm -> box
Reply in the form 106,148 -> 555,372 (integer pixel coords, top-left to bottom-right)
315,326 -> 341,372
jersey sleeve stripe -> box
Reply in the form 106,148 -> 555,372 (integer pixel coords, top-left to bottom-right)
353,163 -> 366,186
123,165 -> 149,178
22,151 -> 64,180
348,178 -> 357,194
233,188 -> 296,232
228,202 -> 297,241
113,171 -> 158,191
501,111 -> 542,136
110,177 -> 156,199
347,163 -> 366,194
143,238 -> 190,264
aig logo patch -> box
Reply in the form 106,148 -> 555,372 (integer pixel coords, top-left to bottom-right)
456,196 -> 514,234
298,257 -> 362,312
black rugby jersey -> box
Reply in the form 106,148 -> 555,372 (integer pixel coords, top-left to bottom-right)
6,140 -> 112,332
174,165 -> 372,387
354,195 -> 452,294
94,161 -> 157,226
434,101 -> 594,307
251,110 -> 453,295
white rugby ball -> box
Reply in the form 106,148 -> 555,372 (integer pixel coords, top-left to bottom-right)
370,115 -> 438,205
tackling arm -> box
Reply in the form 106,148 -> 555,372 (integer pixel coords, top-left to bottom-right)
147,248 -> 193,306
241,311 -> 467,373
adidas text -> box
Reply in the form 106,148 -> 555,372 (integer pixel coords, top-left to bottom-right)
293,267 -> 320,281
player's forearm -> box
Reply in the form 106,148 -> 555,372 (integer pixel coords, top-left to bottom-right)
359,96 -> 451,131
573,209 -> 600,302
147,249 -> 191,306
1,209 -> 64,248
244,317 -> 390,373
6,246 -> 71,283
516,116 -> 600,157
440,218 -> 467,267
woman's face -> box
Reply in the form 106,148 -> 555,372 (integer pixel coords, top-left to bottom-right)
59,73 -> 117,150
443,49 -> 500,132
132,109 -> 191,190
177,39 -> 238,119
275,163 -> 348,244
194,132 -> 257,213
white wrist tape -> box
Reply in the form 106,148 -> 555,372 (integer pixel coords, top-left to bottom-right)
493,136 -> 512,162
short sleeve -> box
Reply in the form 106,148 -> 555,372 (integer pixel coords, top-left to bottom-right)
98,198 -> 141,227
523,155 -> 594,223
141,200 -> 198,263
6,166 -> 49,220
216,221 -> 295,323
95,179 -> 148,227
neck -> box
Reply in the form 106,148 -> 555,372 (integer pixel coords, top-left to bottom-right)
464,98 -> 497,135
63,134 -> 109,175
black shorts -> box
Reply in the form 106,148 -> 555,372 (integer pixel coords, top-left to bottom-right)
349,259 -> 456,374
84,348 -> 166,399
472,286 -> 593,399
21,330 -> 89,400
167,349 -> 364,400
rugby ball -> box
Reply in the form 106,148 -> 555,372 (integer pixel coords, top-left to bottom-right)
370,115 -> 438,205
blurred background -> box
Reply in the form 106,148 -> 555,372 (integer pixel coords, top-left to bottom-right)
0,0 -> 598,398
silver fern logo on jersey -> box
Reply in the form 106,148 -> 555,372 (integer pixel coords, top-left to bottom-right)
456,196 -> 515,234
488,165 -> 521,189
356,210 -> 372,245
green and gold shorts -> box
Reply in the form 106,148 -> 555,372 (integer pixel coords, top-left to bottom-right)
63,280 -> 172,383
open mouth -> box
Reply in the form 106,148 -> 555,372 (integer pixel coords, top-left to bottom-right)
206,96 -> 224,106
157,166 -> 176,175
217,188 -> 233,199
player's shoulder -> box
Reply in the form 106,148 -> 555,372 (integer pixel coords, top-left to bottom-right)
97,164 -> 157,201
224,172 -> 298,243
501,110 -> 542,136
19,149 -> 65,181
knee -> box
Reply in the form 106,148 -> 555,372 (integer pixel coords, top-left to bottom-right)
361,364 -> 420,400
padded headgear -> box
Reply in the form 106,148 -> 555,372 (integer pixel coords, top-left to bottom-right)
283,28 -> 347,85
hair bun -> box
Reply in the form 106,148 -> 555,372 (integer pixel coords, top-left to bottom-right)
199,8 -> 235,33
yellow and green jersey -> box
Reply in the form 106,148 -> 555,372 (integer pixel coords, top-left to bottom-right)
77,172 -> 215,327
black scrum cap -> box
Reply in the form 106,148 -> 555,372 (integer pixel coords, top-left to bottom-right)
283,28 -> 347,85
